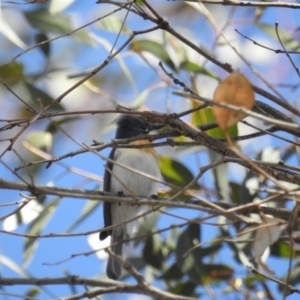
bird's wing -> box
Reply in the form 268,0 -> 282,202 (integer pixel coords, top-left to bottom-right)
100,148 -> 116,240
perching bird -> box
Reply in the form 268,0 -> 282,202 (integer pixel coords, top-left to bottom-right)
99,114 -> 163,280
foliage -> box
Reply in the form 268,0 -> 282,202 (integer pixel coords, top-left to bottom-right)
0,0 -> 300,299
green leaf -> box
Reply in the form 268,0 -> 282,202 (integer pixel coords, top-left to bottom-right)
270,241 -> 295,258
179,61 -> 218,79
245,274 -> 266,287
164,225 -> 180,252
172,40 -> 188,64
135,211 -> 160,243
281,146 -> 296,162
35,33 -> 50,58
49,0 -> 76,14
210,151 -> 228,202
26,131 -> 52,152
239,169 -> 257,204
26,288 -> 40,297
130,85 -> 160,109
200,243 -> 222,258
168,281 -> 197,297
24,9 -> 92,45
24,82 -> 64,111
176,223 -> 201,273
258,23 -> 300,51
130,39 -> 175,70
160,262 -> 183,280
143,234 -> 164,269
125,256 -> 146,274
24,197 -> 60,265
160,156 -> 197,188
192,107 -> 238,139
0,62 -> 24,84
97,16 -> 130,34
46,117 -> 78,134
229,181 -> 240,204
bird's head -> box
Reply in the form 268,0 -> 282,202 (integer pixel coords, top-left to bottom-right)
115,114 -> 163,139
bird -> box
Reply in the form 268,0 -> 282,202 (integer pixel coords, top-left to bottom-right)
99,114 -> 163,280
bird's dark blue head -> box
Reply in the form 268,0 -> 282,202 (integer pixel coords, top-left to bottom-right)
115,114 -> 163,139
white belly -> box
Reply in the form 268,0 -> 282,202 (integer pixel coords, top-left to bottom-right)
110,148 -> 160,233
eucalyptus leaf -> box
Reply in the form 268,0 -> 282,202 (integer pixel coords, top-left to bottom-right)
270,241 -> 296,258
168,281 -> 197,297
24,197 -> 60,265
49,0 -> 76,14
97,16 -> 130,34
46,117 -> 78,134
160,156 -> 198,188
160,262 -> 183,280
24,9 -> 92,45
210,151 -> 228,202
143,234 -> 164,269
258,22 -> 300,51
24,82 -> 64,111
35,33 -> 50,58
0,62 -> 24,85
180,61 -> 218,79
176,223 -> 201,273
130,39 -> 175,70
192,107 -> 238,139
26,131 -> 52,152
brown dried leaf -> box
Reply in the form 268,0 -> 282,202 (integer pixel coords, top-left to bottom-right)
212,71 -> 255,131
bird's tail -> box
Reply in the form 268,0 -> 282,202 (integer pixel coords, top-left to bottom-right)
106,228 -> 123,280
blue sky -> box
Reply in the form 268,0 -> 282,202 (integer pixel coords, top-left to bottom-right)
1,0 -> 300,299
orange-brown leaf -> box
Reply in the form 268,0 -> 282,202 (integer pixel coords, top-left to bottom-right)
212,72 -> 255,131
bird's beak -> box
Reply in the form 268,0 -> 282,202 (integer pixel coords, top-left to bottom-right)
149,123 -> 164,131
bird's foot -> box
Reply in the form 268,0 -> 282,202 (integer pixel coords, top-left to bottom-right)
117,191 -> 124,206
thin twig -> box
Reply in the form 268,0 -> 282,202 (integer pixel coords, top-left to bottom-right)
275,22 -> 300,79
249,266 -> 300,296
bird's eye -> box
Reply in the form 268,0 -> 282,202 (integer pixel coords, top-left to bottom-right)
142,125 -> 148,132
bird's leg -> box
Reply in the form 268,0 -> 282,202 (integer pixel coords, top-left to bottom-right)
117,191 -> 124,205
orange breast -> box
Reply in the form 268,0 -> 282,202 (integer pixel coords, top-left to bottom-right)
129,140 -> 158,159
